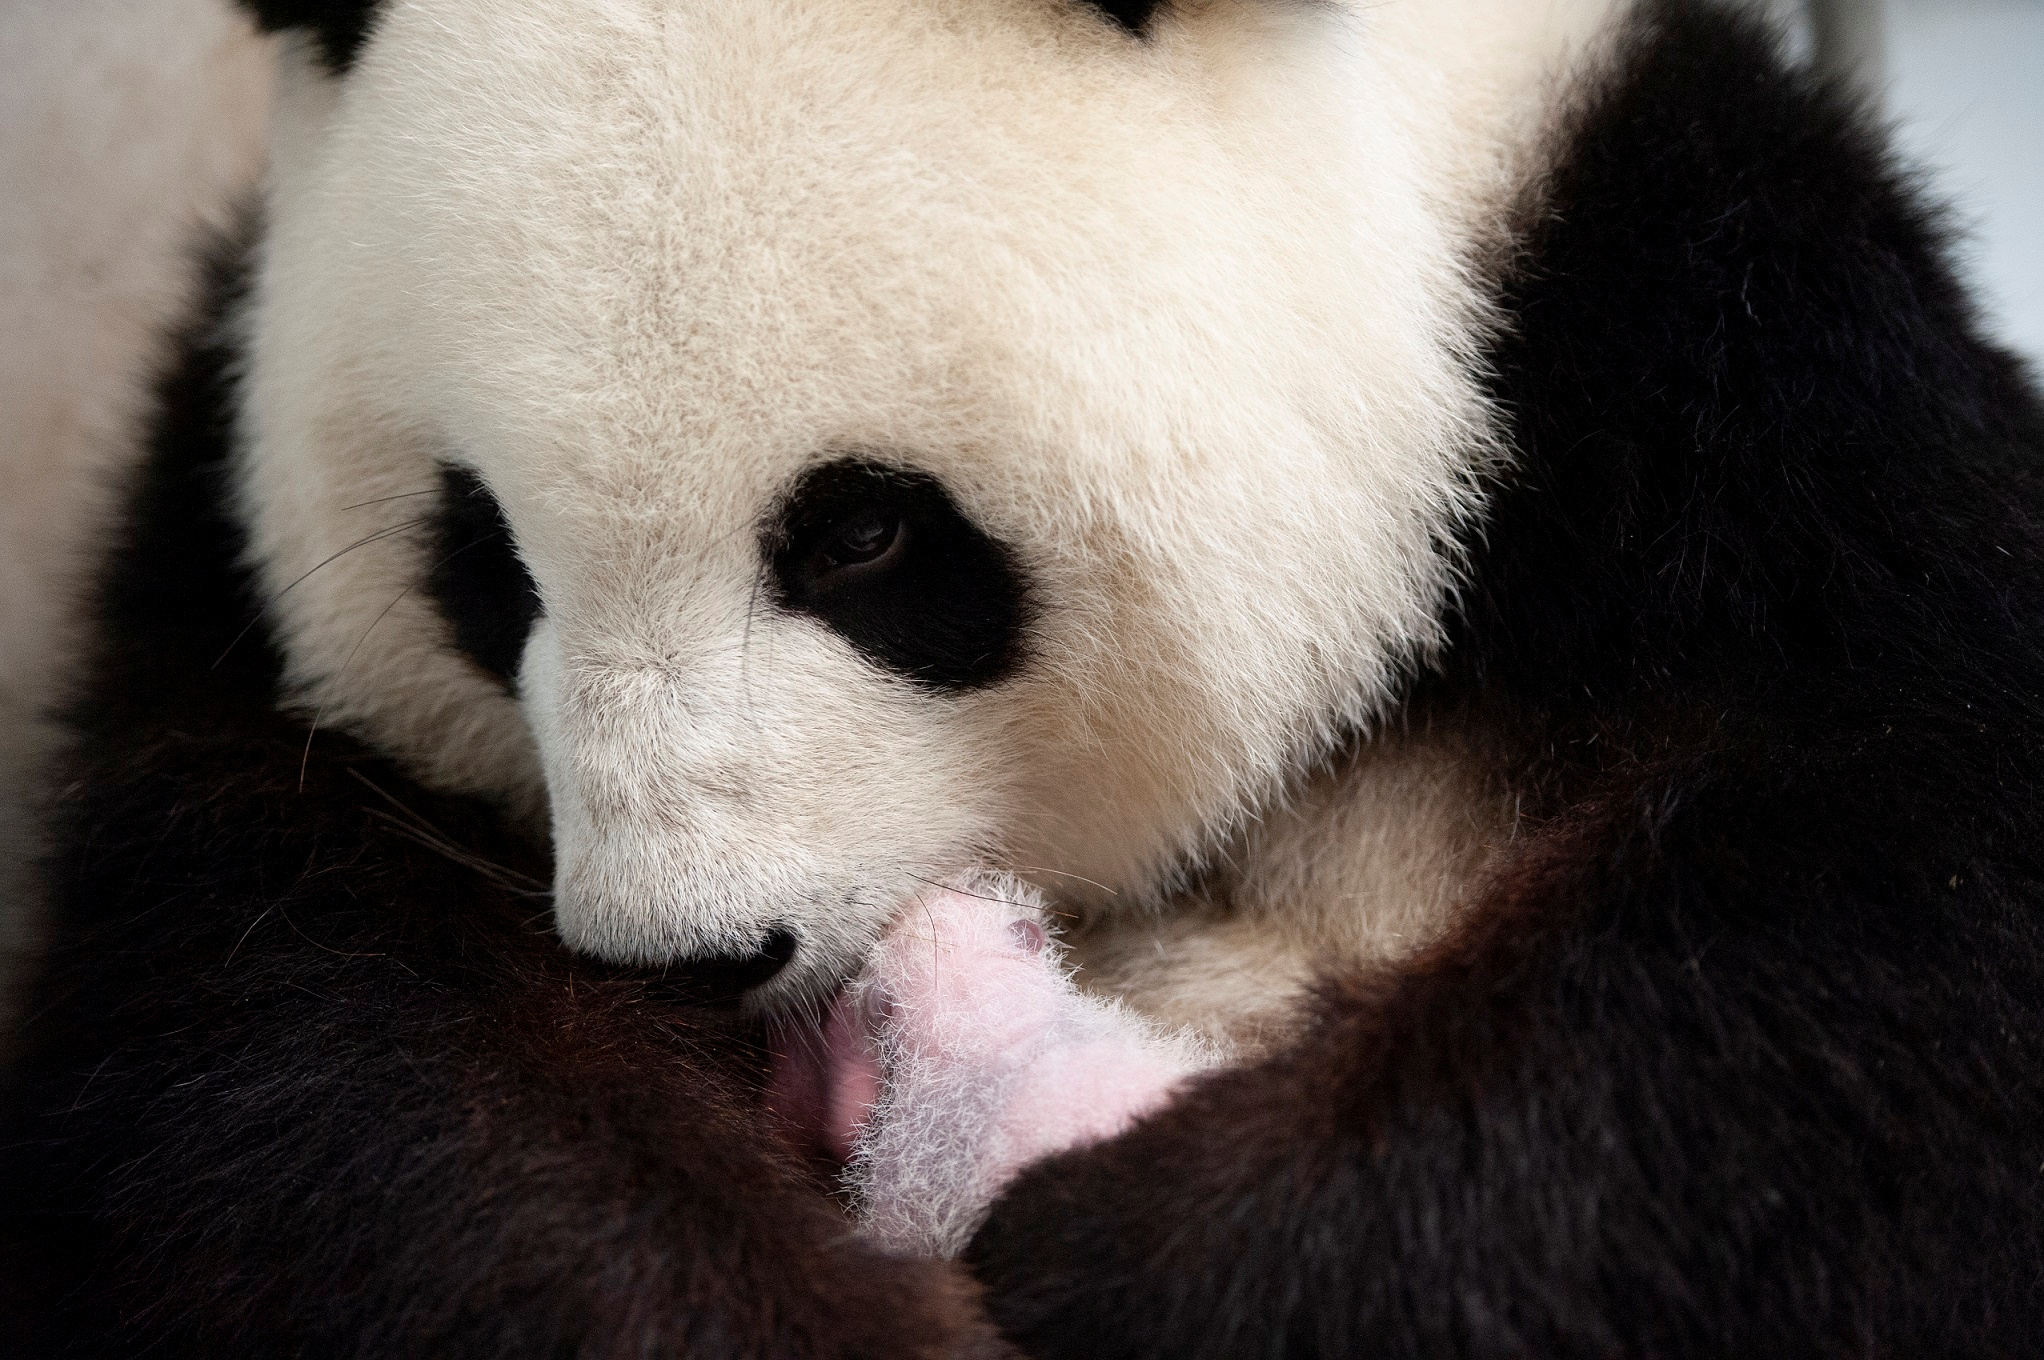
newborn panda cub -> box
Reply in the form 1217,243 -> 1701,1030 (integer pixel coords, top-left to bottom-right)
771,880 -> 1218,1256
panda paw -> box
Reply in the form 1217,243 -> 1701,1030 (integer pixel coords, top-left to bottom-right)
826,876 -> 1216,1258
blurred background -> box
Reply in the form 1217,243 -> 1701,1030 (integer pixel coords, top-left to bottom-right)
1886,0 -> 2043,361
0,0 -> 2038,1034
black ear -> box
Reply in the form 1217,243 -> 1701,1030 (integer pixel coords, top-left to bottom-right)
236,0 -> 381,73
1082,1 -> 1166,35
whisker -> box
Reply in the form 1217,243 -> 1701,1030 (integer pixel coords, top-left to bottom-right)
212,516 -> 431,669
907,871 -> 1038,912
922,893 -> 941,994
997,864 -> 1120,897
347,768 -> 550,896
299,583 -> 419,790
223,903 -> 277,967
741,569 -> 763,720
763,987 -> 833,1069
903,872 -> 1072,917
298,531 -> 509,784
361,808 -> 553,899
340,488 -> 439,512
275,903 -> 386,959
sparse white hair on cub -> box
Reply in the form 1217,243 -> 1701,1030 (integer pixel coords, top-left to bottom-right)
236,0 -> 1623,1012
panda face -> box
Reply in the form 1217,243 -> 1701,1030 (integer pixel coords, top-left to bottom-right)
235,0 -> 1620,1002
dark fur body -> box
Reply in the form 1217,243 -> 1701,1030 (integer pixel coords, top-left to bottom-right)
7,2 -> 2044,1356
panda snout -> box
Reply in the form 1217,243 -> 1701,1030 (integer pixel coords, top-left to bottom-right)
521,617 -> 993,1009
680,926 -> 799,997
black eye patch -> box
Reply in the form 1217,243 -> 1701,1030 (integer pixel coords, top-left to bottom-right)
427,464 -> 542,687
767,459 -> 1031,692
1082,1 -> 1165,34
234,1 -> 382,74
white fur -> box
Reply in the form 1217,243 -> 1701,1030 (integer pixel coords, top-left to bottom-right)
236,0 -> 1627,1002
1066,712 -> 1519,1049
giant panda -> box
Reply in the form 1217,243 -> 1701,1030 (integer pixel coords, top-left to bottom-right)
7,0 -> 2044,1354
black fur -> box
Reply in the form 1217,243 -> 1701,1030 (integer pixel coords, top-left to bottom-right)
9,2 -> 2044,1356
235,0 -> 381,73
241,0 -> 1160,67
1078,1 -> 1164,34
427,463 -> 542,686
768,458 -> 1032,693
968,5 -> 2044,1355
0,237 -> 1011,1359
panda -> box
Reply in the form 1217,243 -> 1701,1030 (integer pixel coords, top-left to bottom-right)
7,0 -> 2044,1354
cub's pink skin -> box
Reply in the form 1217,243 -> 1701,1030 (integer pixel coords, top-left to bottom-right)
767,982 -> 884,1166
814,879 -> 1218,1259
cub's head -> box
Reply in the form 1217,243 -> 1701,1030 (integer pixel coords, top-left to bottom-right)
232,0 -> 1610,1002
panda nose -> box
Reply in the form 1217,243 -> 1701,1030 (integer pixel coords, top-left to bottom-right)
687,926 -> 798,995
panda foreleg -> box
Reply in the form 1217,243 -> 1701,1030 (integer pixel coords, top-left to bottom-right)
962,758 -> 2044,1357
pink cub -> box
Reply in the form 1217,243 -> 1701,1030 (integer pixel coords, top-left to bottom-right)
772,880 -> 1215,1257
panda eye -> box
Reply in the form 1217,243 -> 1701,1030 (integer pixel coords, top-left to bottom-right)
817,508 -> 904,572
767,458 -> 1030,692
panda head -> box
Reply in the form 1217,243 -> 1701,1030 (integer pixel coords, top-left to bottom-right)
232,0 -> 1614,1003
